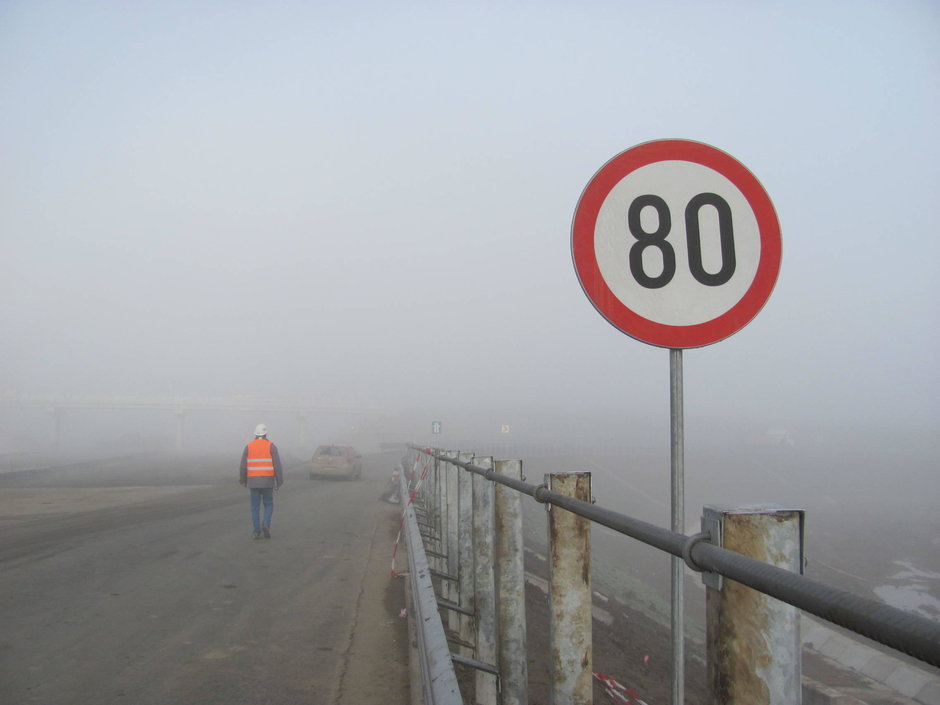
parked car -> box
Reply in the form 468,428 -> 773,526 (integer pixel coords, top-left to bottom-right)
309,444 -> 362,480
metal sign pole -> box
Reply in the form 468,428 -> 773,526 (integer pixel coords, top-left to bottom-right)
670,348 -> 685,705
572,138 -> 781,705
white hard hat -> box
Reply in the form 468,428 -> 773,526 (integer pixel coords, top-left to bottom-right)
254,423 -> 268,437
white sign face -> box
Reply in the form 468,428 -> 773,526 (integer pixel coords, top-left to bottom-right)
572,140 -> 781,348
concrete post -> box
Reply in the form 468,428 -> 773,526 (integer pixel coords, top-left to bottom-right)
548,472 -> 593,705
496,458 -> 528,705
705,505 -> 803,705
457,451 -> 475,657
473,456 -> 498,705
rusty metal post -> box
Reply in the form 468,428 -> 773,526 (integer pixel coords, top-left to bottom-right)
457,451 -> 476,657
431,451 -> 443,571
704,505 -> 804,705
548,472 -> 593,705
496,458 -> 528,705
473,456 -> 498,705
444,451 -> 460,633
415,452 -> 431,540
431,453 -> 443,570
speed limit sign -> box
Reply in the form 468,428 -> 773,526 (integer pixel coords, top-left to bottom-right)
572,139 -> 781,348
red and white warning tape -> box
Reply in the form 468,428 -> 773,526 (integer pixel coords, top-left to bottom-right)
390,452 -> 433,578
594,672 -> 649,705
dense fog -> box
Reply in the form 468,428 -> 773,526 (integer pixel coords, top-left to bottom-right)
1,3 -> 937,499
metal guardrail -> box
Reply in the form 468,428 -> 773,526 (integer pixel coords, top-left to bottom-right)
401,444 -> 940,705
397,467 -> 463,705
435,447 -> 940,666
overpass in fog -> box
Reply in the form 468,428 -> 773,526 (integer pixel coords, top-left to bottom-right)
0,393 -> 384,448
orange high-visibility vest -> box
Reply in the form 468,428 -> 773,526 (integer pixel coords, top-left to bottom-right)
246,438 -> 275,478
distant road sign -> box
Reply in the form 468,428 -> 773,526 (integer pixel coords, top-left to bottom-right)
432,421 -> 442,434
572,139 -> 781,348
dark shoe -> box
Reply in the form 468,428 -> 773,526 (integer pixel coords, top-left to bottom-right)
262,524 -> 271,539
252,531 -> 262,540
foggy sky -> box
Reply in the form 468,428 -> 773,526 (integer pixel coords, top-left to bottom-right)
2,1 -> 938,442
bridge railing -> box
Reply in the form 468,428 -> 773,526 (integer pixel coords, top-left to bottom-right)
396,464 -> 463,704
400,445 -> 940,705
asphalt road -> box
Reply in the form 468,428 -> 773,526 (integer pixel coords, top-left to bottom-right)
0,452 -> 410,705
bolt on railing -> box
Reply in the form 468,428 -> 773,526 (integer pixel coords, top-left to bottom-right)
401,445 -> 940,704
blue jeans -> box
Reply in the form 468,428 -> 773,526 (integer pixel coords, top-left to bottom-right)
249,488 -> 274,532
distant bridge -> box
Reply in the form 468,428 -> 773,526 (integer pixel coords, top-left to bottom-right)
0,394 -> 384,448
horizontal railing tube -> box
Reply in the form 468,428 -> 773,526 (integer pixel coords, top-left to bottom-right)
410,446 -> 940,668
690,540 -> 940,668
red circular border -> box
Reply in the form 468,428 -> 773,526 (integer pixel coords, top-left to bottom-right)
571,139 -> 782,348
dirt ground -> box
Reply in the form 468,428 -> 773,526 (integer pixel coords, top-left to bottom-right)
521,581 -> 707,705
445,566 -> 707,705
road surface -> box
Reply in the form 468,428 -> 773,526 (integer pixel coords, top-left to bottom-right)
0,452 -> 410,705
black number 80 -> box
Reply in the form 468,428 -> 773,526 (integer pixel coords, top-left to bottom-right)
627,193 -> 736,289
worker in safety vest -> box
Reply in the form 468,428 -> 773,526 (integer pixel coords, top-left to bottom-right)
239,423 -> 284,539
